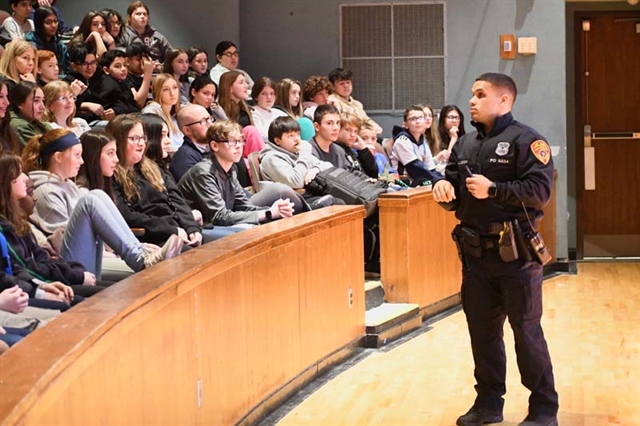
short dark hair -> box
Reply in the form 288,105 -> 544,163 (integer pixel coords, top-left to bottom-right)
328,68 -> 352,84
476,73 -> 518,102
125,43 -> 151,59
189,75 -> 217,102
215,41 -> 237,57
313,104 -> 340,124
99,49 -> 126,68
268,116 -> 300,143
69,43 -> 96,64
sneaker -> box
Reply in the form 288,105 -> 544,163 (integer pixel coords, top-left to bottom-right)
143,234 -> 183,268
456,406 -> 503,426
518,415 -> 558,426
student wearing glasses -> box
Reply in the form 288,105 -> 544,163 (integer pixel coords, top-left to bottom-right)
438,104 -> 466,154
43,80 -> 90,136
109,114 -> 217,247
178,120 -> 306,230
390,105 -> 441,187
25,6 -> 70,74
208,41 -> 253,97
101,9 -> 125,50
63,43 -> 106,124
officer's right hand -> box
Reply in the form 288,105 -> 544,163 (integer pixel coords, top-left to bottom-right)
432,180 -> 456,203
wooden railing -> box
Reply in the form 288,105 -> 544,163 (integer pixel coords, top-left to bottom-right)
378,187 -> 462,316
0,206 -> 366,426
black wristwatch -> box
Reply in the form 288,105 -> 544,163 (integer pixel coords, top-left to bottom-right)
488,182 -> 498,198
264,210 -> 273,222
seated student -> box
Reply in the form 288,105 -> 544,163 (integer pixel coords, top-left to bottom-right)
218,70 -> 264,158
0,151 -> 100,298
438,104 -> 466,153
0,39 -> 37,84
63,43 -> 107,124
419,103 -> 445,164
101,9 -> 126,50
275,78 -> 303,119
250,76 -> 288,139
9,81 -> 52,147
35,49 -> 58,87
360,121 -> 397,178
259,116 -> 338,209
120,1 -> 172,66
208,41 -> 253,97
0,78 -> 20,153
0,0 -> 34,42
108,114 -> 216,246
22,129 -> 184,278
68,11 -> 114,60
308,104 -> 376,178
390,105 -> 441,187
140,113 -> 171,174
302,75 -> 331,120
141,73 -> 183,151
123,43 -> 153,108
178,120 -> 306,229
187,46 -> 208,80
327,67 -> 382,134
188,75 -> 227,121
43,80 -> 91,136
162,48 -> 190,105
335,112 -> 379,179
25,7 -> 69,75
97,50 -> 141,116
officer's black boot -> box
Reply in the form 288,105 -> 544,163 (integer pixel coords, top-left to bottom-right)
518,414 -> 558,426
456,406 -> 503,426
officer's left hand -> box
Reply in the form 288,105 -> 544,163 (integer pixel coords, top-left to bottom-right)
465,174 -> 492,199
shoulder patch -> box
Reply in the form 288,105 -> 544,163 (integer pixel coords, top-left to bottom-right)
530,140 -> 551,165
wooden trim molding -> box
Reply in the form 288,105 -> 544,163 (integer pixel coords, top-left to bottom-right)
0,206 -> 366,426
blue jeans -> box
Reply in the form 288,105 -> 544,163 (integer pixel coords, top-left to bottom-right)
59,190 -> 147,277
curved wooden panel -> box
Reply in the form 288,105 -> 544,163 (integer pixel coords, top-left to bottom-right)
379,187 -> 462,313
0,206 -> 366,426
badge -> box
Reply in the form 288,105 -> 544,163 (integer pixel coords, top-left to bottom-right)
495,142 -> 510,156
530,140 -> 551,165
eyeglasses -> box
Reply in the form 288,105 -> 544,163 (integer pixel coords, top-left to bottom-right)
56,95 -> 76,102
219,139 -> 245,147
446,115 -> 461,121
221,51 -> 239,58
78,60 -> 98,67
111,21 -> 122,27
407,116 -> 426,123
44,19 -> 59,25
184,116 -> 213,127
127,135 -> 147,144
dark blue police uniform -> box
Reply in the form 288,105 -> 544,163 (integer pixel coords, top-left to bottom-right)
439,112 -> 559,419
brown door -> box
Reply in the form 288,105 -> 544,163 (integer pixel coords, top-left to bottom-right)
575,12 -> 640,257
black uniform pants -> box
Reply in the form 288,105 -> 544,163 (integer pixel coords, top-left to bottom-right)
461,249 -> 558,417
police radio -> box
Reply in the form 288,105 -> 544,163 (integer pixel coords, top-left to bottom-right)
520,201 -> 552,266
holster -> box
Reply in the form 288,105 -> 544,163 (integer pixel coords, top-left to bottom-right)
452,224 -> 483,272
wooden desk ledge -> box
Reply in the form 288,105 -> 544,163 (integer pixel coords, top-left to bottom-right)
0,205 -> 365,426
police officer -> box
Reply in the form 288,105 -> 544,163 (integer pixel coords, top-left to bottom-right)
432,73 -> 558,426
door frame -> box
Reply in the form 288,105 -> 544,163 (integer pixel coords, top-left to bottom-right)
572,9 -> 639,260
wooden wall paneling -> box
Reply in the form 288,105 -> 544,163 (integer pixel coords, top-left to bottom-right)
0,206 -> 366,426
379,188 -> 462,310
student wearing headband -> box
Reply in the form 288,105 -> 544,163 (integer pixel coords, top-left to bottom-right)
20,129 -> 183,281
